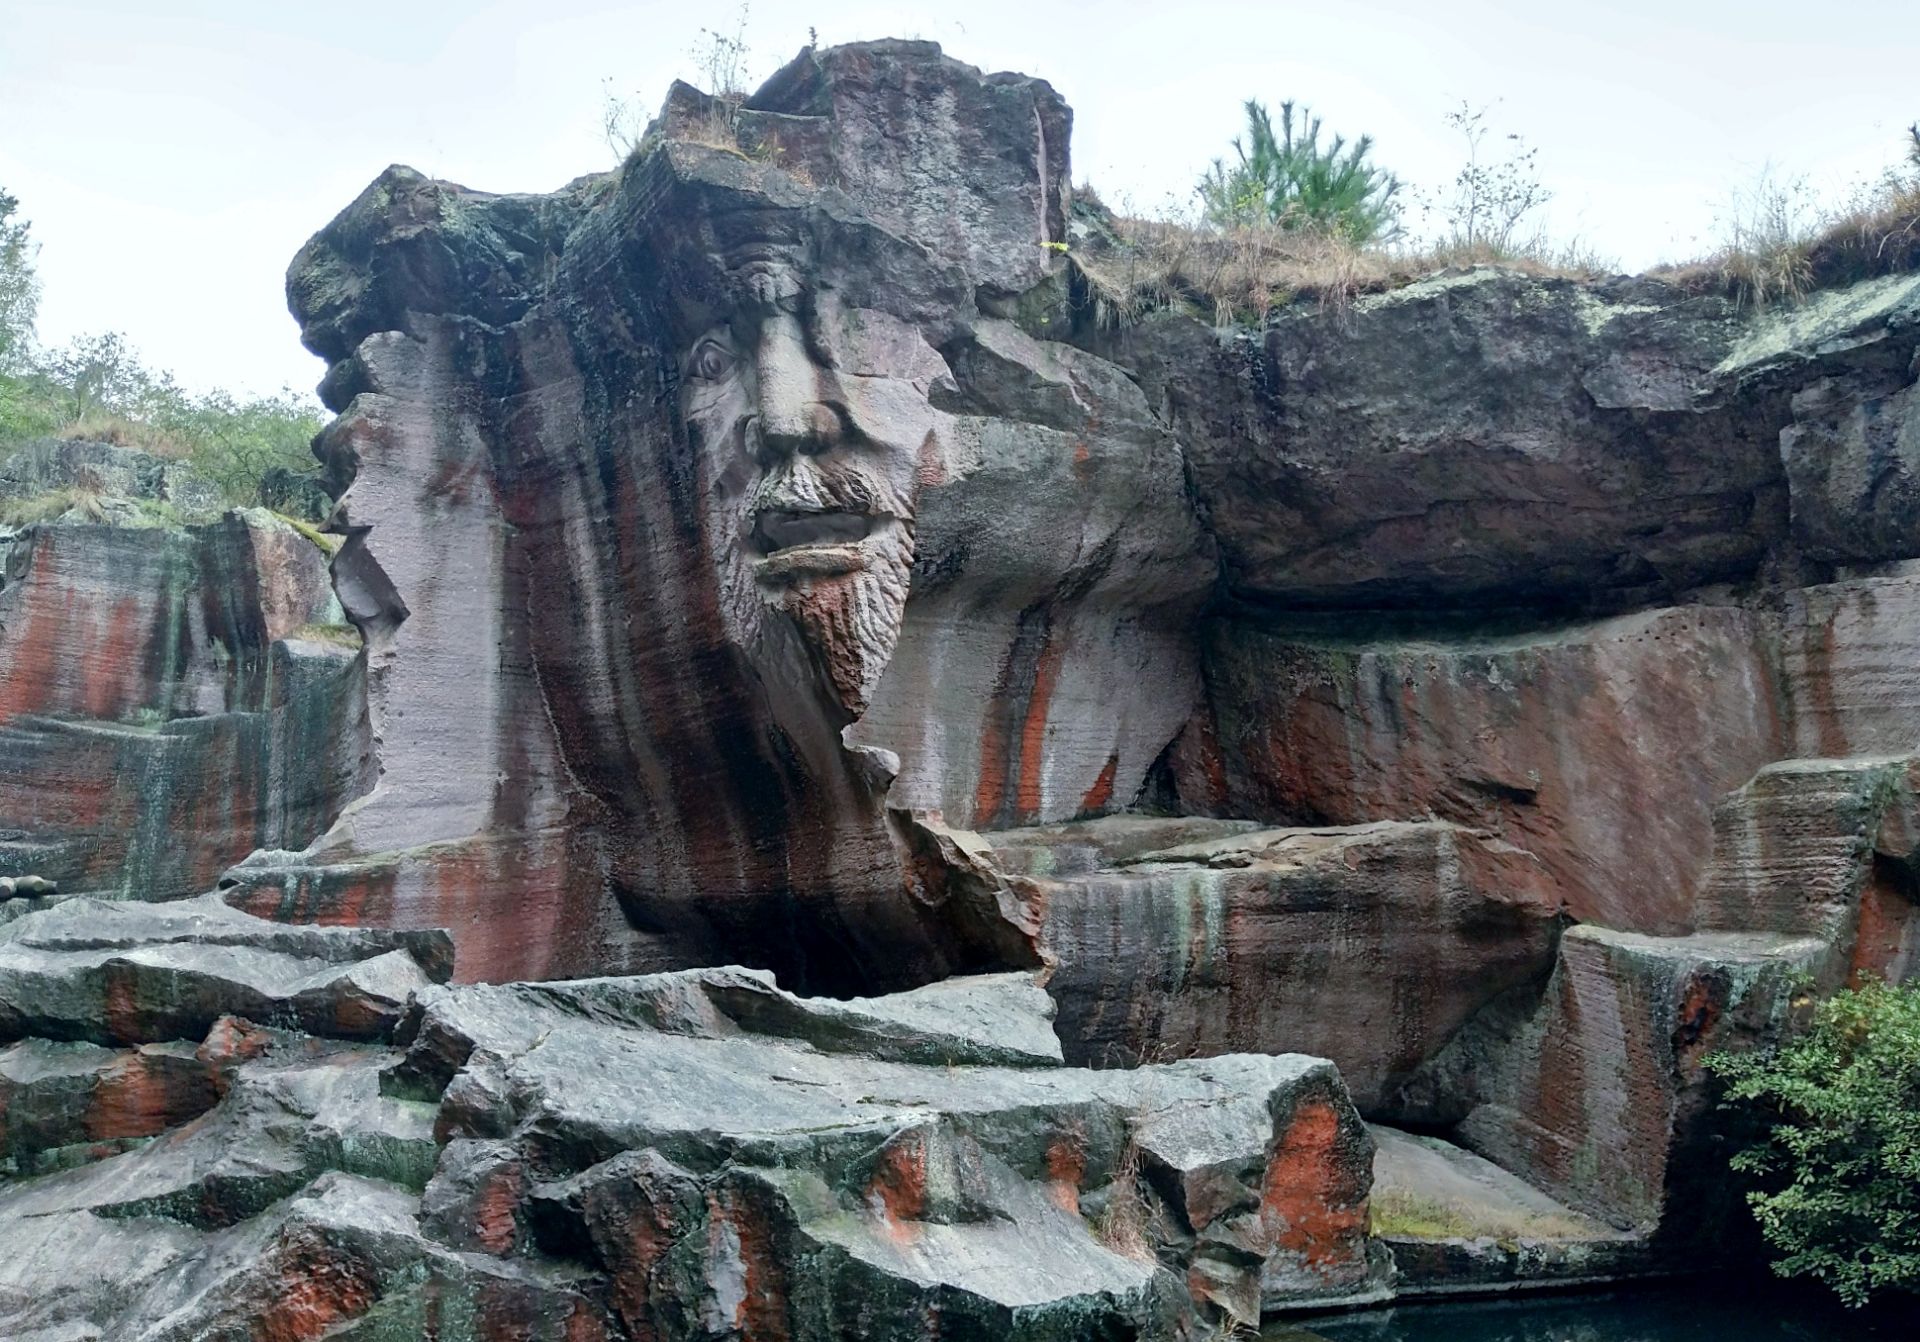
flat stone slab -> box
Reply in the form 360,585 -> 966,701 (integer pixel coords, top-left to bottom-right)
1367,1125 -> 1661,1297
1370,1126 -> 1623,1243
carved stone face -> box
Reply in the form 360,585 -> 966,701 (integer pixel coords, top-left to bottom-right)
678,244 -> 948,718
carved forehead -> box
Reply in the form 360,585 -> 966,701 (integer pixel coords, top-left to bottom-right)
640,182 -> 969,343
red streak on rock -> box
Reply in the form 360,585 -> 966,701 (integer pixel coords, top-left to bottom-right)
471,1161 -> 527,1256
869,1131 -> 929,1240
1013,639 -> 1065,822
608,1207 -> 670,1337
1671,971 -> 1724,1070
714,1189 -> 791,1342
84,595 -> 145,721
1851,863 -> 1918,984
0,538 -> 68,721
1044,1133 -> 1085,1213
85,1051 -> 213,1141
198,1016 -> 276,1093
1078,753 -> 1118,817
247,1236 -> 378,1342
1261,1100 -> 1367,1273
102,963 -> 142,1045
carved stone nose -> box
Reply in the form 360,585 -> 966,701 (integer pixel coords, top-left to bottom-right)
753,311 -> 845,461
758,403 -> 845,459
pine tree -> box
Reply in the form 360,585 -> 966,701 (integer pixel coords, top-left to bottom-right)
1199,100 -> 1401,243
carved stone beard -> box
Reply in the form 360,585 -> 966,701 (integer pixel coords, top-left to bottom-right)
717,453 -> 916,721
767,515 -> 916,718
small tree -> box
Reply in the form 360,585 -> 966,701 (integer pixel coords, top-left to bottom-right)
602,4 -> 754,162
1708,978 -> 1920,1307
0,187 -> 38,369
42,331 -> 169,423
1435,102 -> 1551,252
1199,100 -> 1401,244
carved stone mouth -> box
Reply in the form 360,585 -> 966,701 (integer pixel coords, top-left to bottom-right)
750,508 -> 884,581
753,508 -> 872,553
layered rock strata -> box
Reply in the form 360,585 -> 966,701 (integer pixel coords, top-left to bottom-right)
0,897 -> 1377,1339
0,441 -> 369,902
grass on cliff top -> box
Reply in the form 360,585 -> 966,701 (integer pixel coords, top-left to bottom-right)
1,485 -> 106,527
1067,207 -> 1611,326
1073,130 -> 1920,325
1658,162 -> 1920,308
0,360 -> 325,508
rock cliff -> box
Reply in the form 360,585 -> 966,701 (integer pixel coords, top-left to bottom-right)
1,34 -> 1918,1337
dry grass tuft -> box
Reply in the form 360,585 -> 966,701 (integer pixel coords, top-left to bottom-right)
1093,1139 -> 1155,1261
56,413 -> 189,458
1068,209 -> 1613,329
2,486 -> 106,527
1661,136 -> 1920,308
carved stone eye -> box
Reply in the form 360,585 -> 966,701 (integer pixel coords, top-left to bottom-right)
687,339 -> 738,382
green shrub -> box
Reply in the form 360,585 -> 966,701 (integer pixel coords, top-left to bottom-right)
1428,102 -> 1552,254
0,331 -> 324,507
1199,100 -> 1401,244
0,188 -> 324,509
1709,978 -> 1920,1307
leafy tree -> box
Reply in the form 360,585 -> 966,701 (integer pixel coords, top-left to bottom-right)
0,187 -> 38,369
1708,978 -> 1920,1307
1199,100 -> 1402,243
41,331 -> 171,422
155,386 -> 325,503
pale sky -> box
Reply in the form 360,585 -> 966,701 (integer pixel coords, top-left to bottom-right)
3,0 -> 1915,399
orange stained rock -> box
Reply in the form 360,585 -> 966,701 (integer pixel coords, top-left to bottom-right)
869,1131 -> 930,1238
1013,638 -> 1066,822
102,963 -> 143,1045
85,1051 -> 211,1141
1044,1132 -> 1086,1213
1261,1099 -> 1366,1271
248,1237 -> 378,1342
471,1161 -> 527,1256
716,1188 -> 792,1342
1078,753 -> 1118,816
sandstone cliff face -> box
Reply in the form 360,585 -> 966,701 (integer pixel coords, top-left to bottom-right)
276,42 -> 1211,993
1,35 -> 1919,1331
0,442 -> 370,904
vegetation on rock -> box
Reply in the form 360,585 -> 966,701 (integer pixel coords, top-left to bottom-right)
0,188 -> 37,369
1709,978 -> 1920,1307
1199,99 -> 1402,244
1072,107 -> 1919,328
0,191 -> 325,508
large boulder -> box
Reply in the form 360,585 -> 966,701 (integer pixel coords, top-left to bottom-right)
983,816 -> 1562,1112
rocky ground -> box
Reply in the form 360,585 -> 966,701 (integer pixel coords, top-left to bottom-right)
0,896 -> 1375,1340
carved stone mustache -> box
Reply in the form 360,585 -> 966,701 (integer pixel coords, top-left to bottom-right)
742,457 -> 908,534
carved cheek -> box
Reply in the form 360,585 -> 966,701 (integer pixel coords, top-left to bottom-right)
685,384 -> 758,503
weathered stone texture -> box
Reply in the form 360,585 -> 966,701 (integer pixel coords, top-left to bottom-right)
0,898 -> 1378,1338
1181,572 -> 1920,935
275,40 -> 1211,991
987,816 -> 1560,1111
7,36 -> 1920,1322
0,473 -> 371,899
